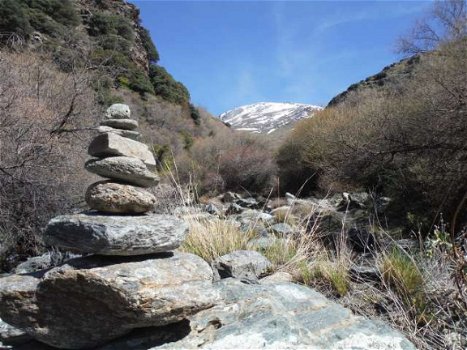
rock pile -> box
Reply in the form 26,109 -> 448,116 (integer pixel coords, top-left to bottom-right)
0,104 -> 216,349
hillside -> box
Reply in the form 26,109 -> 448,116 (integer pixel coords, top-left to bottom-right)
0,0 -> 230,269
327,55 -> 420,107
219,102 -> 322,134
0,0 -> 227,161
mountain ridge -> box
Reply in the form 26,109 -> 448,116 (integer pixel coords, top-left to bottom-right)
219,102 -> 322,134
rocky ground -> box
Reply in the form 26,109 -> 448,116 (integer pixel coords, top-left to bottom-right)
0,104 -> 454,349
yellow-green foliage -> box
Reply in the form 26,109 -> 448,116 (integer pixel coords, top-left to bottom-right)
381,247 -> 427,318
382,248 -> 424,296
311,260 -> 350,297
181,219 -> 254,263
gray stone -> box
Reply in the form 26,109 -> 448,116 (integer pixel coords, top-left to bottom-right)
238,209 -> 275,223
248,236 -> 286,250
205,203 -> 221,215
0,317 -> 31,346
337,192 -> 369,211
97,126 -> 141,140
44,212 -> 188,255
100,118 -> 138,130
14,252 -> 80,274
222,191 -> 241,203
86,181 -> 156,214
350,265 -> 380,282
85,157 -> 159,188
225,203 -> 243,215
236,197 -> 259,209
270,222 -> 294,236
153,279 -> 416,350
0,252 -> 216,349
88,133 -> 156,170
212,250 -> 272,281
105,103 -> 131,119
260,271 -> 294,284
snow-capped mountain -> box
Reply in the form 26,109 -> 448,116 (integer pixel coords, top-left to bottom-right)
219,102 -> 322,134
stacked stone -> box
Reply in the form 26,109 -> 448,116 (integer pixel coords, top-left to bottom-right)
0,104 -> 216,349
86,103 -> 158,215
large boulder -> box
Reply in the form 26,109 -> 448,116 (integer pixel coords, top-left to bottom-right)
0,252 -> 217,349
100,118 -> 138,130
88,133 -> 156,170
44,212 -> 188,255
85,181 -> 156,214
105,103 -> 131,119
212,250 -> 272,281
103,279 -> 416,350
85,157 -> 159,188
97,126 -> 141,140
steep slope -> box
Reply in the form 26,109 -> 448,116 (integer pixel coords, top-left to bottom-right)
219,102 -> 322,134
327,55 -> 420,107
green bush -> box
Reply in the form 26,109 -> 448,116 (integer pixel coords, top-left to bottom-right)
26,8 -> 64,37
97,34 -> 132,54
24,0 -> 79,27
126,67 -> 154,95
0,0 -> 32,39
189,103 -> 201,125
88,11 -> 134,41
139,27 -> 159,63
149,64 -> 190,104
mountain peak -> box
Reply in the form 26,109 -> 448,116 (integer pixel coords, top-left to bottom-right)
219,102 -> 322,134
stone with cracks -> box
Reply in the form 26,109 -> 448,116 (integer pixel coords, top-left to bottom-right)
85,157 -> 159,188
43,212 -> 188,255
152,279 -> 416,350
100,118 -> 138,130
88,133 -> 156,170
97,126 -> 141,140
0,252 -> 217,349
85,181 -> 156,214
105,103 -> 131,119
212,250 -> 272,281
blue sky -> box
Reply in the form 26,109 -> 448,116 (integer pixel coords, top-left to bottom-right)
134,1 -> 433,115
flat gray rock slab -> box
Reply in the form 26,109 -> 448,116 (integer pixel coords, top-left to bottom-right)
86,157 -> 159,188
97,126 -> 141,140
153,279 -> 416,350
212,250 -> 272,281
88,133 -> 156,170
0,252 -> 216,349
100,118 -> 138,130
85,181 -> 156,214
43,212 -> 188,255
105,103 -> 131,119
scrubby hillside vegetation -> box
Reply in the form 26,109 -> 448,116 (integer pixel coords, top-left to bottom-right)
277,0 -> 466,234
0,0 -> 234,268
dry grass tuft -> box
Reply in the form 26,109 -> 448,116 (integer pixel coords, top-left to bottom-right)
181,219 -> 254,263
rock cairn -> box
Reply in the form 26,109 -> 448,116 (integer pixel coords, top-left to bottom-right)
0,104 -> 216,349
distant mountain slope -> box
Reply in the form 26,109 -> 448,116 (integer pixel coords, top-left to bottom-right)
327,55 -> 420,107
219,102 -> 322,134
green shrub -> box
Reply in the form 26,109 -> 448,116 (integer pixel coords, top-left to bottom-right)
26,8 -> 64,37
149,64 -> 190,104
189,103 -> 201,125
126,67 -> 154,95
24,0 -> 79,27
381,247 -> 428,320
88,11 -> 134,41
97,34 -> 132,54
139,27 -> 159,63
0,0 -> 32,39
